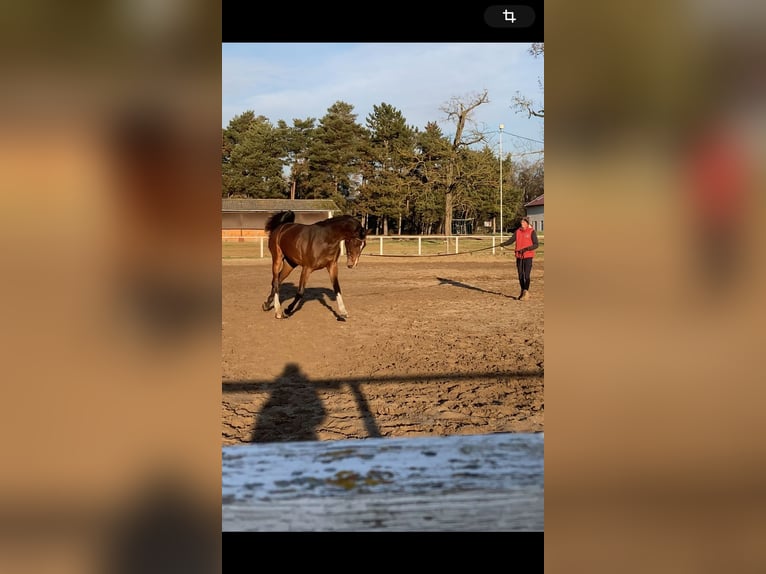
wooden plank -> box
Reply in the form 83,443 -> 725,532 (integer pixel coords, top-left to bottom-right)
222,432 -> 543,531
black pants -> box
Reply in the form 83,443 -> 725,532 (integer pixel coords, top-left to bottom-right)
516,257 -> 533,291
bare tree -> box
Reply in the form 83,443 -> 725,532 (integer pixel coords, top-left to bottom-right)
439,90 -> 490,239
512,43 -> 544,119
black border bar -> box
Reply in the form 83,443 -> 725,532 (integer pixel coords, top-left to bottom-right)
223,2 -> 543,43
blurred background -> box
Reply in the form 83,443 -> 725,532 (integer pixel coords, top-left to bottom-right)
0,1 -> 221,572
1,0 -> 765,570
546,0 -> 766,571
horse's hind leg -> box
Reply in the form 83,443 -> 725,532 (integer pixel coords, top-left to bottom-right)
262,259 -> 280,311
262,258 -> 293,315
265,261 -> 295,318
262,273 -> 277,311
285,266 -> 312,316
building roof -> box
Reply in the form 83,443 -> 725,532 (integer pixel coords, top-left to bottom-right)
524,194 -> 544,208
222,198 -> 340,212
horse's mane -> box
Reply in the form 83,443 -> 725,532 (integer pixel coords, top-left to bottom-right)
265,210 -> 296,233
316,215 -> 367,239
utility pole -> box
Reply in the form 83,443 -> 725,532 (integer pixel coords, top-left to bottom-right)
499,124 -> 504,244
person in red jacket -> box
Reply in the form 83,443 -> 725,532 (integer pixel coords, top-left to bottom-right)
502,217 -> 539,300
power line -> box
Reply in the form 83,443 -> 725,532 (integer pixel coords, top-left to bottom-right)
514,149 -> 545,157
504,132 -> 544,144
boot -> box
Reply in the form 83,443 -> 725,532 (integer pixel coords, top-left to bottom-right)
520,289 -> 529,301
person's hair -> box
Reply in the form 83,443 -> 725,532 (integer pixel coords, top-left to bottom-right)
521,216 -> 530,224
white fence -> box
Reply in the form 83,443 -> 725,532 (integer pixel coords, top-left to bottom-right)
223,234 -> 543,258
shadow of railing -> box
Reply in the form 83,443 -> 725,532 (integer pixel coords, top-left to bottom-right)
223,365 -> 544,443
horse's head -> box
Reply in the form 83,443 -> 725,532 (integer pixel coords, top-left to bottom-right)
345,227 -> 367,269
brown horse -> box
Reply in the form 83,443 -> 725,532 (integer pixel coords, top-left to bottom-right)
261,211 -> 367,320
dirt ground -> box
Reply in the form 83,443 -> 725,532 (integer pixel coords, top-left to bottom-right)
222,253 -> 544,445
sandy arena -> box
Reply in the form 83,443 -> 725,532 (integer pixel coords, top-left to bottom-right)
222,253 -> 544,444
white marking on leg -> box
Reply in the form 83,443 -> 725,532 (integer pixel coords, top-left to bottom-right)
274,292 -> 282,318
336,293 -> 347,317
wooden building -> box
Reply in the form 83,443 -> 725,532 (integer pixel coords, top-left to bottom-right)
222,198 -> 340,241
524,194 -> 544,233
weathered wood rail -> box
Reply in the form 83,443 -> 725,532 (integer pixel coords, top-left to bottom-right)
222,432 -> 543,531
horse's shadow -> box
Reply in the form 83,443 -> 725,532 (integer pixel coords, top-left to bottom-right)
279,283 -> 345,320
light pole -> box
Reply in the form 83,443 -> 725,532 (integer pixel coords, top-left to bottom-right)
499,124 -> 504,244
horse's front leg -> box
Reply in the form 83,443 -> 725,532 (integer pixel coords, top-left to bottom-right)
285,266 -> 312,316
327,261 -> 348,319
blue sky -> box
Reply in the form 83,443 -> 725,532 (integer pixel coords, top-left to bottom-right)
222,43 -> 544,156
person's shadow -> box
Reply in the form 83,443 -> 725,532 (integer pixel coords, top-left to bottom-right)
436,277 -> 505,297
250,363 -> 326,442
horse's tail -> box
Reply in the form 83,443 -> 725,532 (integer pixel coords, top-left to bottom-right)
265,210 -> 296,233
